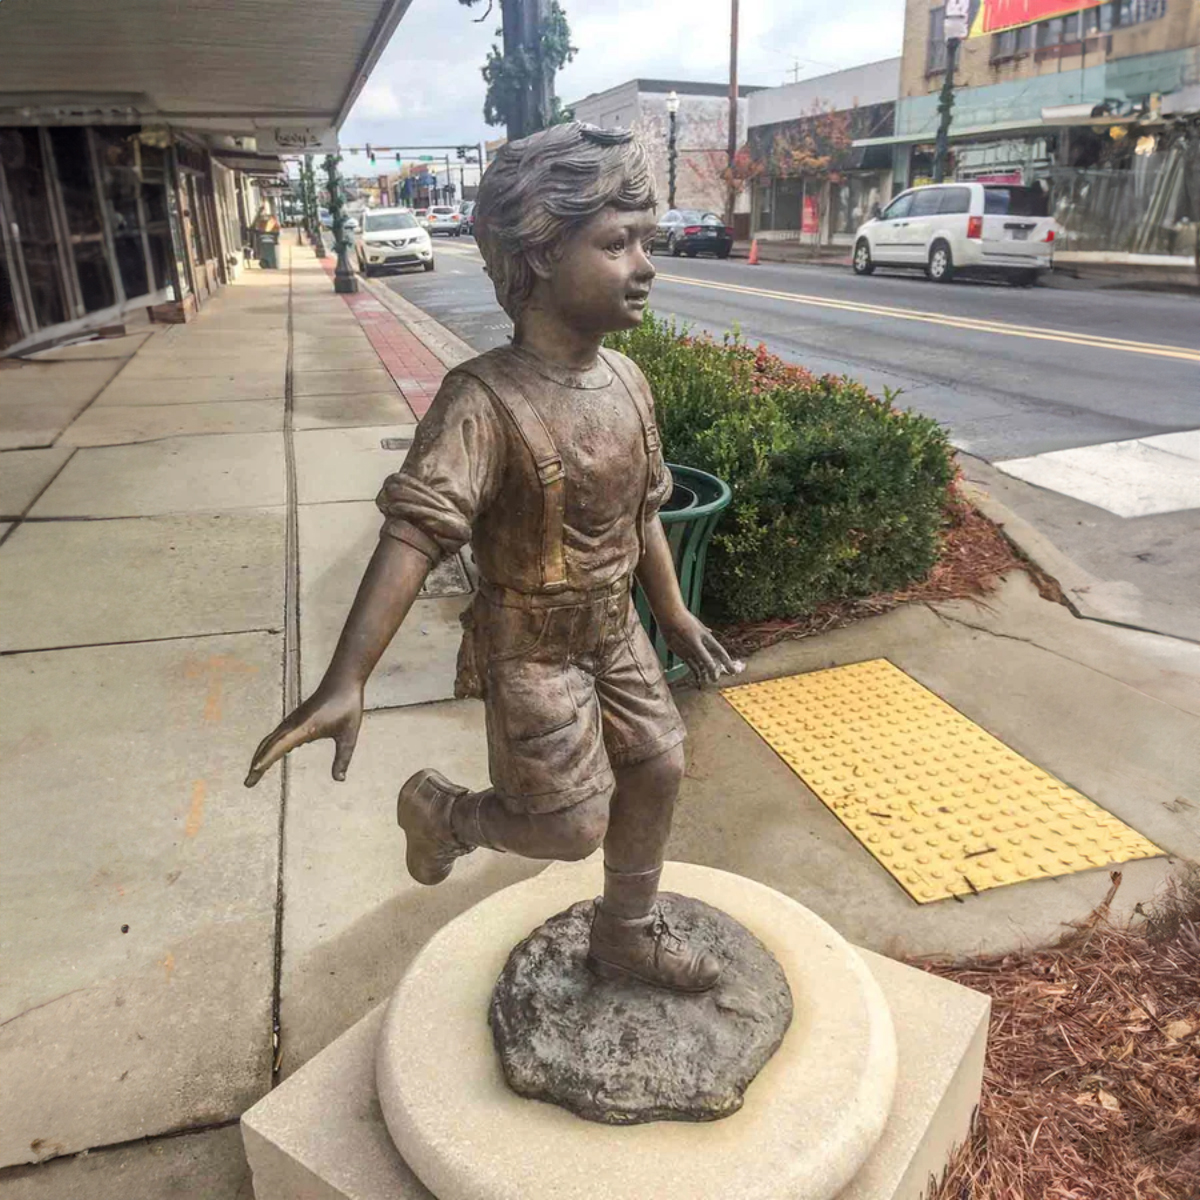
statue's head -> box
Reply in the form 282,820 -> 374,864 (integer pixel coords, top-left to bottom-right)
475,123 -> 658,325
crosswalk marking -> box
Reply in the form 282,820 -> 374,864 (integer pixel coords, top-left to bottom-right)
996,430 -> 1200,517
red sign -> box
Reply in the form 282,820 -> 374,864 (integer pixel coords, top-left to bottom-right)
802,195 -> 819,235
977,0 -> 1102,34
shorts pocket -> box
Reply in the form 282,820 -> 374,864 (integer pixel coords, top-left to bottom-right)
489,659 -> 578,741
484,603 -> 551,663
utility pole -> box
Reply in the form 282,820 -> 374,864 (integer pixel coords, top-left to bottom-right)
726,0 -> 739,225
666,90 -> 680,209
502,0 -> 553,141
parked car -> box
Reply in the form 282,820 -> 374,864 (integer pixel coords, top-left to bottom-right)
319,208 -> 333,229
852,182 -> 1056,285
413,208 -> 430,229
651,209 -> 734,258
426,205 -> 464,236
460,201 -> 476,235
354,208 -> 434,275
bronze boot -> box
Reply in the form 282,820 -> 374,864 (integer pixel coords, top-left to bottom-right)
396,768 -> 476,885
587,903 -> 723,993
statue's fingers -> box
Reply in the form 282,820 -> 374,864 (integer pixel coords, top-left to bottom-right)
704,632 -> 737,675
331,722 -> 360,782
688,644 -> 719,685
244,721 -> 310,788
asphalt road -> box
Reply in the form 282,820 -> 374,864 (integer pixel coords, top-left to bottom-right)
384,236 -> 1200,641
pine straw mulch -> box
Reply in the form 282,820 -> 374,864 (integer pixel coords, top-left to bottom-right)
715,490 -> 1063,659
924,868 -> 1200,1200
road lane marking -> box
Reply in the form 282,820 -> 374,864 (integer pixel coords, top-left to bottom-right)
654,272 -> 1200,363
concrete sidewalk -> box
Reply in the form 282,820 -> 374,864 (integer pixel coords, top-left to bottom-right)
1,231 -> 1196,1198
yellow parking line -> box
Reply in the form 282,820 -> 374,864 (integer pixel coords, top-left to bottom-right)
655,272 -> 1200,363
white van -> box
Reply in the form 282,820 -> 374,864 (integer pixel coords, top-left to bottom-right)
852,182 -> 1056,285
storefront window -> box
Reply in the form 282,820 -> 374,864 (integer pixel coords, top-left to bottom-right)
49,127 -> 115,312
0,128 -> 67,333
94,128 -> 150,301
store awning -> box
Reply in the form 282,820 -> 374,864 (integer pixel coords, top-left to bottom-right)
0,0 -> 414,150
212,150 -> 287,177
852,118 -> 1049,148
852,110 -> 1159,150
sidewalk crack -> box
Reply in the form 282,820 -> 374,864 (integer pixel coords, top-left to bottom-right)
925,604 -> 1198,718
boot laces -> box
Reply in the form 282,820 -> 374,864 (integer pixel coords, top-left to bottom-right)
650,911 -> 685,957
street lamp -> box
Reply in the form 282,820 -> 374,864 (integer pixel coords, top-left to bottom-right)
323,153 -> 359,294
666,89 -> 680,209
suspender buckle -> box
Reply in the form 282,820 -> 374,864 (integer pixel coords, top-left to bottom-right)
537,457 -> 565,486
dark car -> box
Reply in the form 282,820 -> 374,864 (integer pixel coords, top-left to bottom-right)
651,209 -> 733,258
460,200 -> 476,236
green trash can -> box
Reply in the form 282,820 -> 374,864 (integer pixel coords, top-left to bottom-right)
258,232 -> 279,270
634,463 -> 732,682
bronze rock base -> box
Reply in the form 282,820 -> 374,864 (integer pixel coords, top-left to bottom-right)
488,893 -> 793,1124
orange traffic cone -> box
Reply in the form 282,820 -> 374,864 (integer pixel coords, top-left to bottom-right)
747,238 -> 760,265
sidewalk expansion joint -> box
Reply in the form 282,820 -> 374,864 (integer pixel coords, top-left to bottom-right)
270,240 -> 302,1085
0,627 -> 282,657
0,1118 -> 243,1179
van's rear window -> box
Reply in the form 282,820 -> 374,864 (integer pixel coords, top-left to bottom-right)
984,187 -> 1049,217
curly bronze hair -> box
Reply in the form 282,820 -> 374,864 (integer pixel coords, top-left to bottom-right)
474,123 -> 657,320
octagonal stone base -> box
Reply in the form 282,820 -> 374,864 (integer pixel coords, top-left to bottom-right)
243,861 -> 990,1200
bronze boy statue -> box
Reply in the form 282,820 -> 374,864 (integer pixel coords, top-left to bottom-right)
246,124 -> 737,993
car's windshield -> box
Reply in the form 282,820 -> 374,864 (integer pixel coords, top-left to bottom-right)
364,212 -> 418,232
984,186 -> 1050,217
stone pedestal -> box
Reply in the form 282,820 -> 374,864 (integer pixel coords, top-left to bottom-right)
243,862 -> 990,1200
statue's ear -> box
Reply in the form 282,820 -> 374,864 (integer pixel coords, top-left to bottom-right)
525,246 -> 554,282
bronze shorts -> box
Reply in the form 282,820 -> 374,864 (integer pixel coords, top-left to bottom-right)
475,577 -> 686,815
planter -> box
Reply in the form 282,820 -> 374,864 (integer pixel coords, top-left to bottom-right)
634,464 -> 732,682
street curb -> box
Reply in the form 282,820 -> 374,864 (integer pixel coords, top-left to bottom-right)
957,477 -> 1098,616
357,273 -> 477,369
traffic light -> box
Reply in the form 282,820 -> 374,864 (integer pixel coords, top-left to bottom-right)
366,143 -> 375,164
456,146 -> 465,160
395,152 -> 401,164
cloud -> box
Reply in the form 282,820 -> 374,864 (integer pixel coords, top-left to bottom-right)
338,0 -> 904,174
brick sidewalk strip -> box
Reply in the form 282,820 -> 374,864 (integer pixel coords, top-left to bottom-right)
321,257 -> 445,417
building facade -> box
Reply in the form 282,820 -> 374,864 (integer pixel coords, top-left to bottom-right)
570,79 -> 765,224
880,0 -> 1200,259
745,59 -> 901,246
0,0 -> 411,354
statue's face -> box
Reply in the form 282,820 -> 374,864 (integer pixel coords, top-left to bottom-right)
540,206 -> 657,334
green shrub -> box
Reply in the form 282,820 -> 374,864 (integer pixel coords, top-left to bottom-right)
606,313 -> 956,622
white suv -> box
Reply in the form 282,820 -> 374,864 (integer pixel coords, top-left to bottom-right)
853,182 -> 1056,285
354,208 -> 434,275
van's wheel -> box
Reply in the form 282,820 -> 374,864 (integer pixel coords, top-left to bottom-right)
927,240 -> 954,283
424,260 -> 435,272
852,239 -> 874,275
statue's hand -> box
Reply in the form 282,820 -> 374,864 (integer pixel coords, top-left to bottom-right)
244,678 -> 364,787
660,612 -> 742,686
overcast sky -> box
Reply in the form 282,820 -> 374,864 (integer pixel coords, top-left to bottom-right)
335,0 -> 904,174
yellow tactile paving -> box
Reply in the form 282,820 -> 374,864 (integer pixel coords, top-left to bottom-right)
722,659 -> 1161,903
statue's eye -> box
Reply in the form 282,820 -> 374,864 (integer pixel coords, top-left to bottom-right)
608,238 -> 626,253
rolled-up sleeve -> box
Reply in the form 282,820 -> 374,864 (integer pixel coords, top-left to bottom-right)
376,372 -> 504,561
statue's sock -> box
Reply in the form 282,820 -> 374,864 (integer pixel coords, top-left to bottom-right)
449,789 -> 494,849
600,863 -> 663,920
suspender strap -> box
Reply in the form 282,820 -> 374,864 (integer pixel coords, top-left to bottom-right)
601,349 -> 661,560
454,356 -> 568,592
